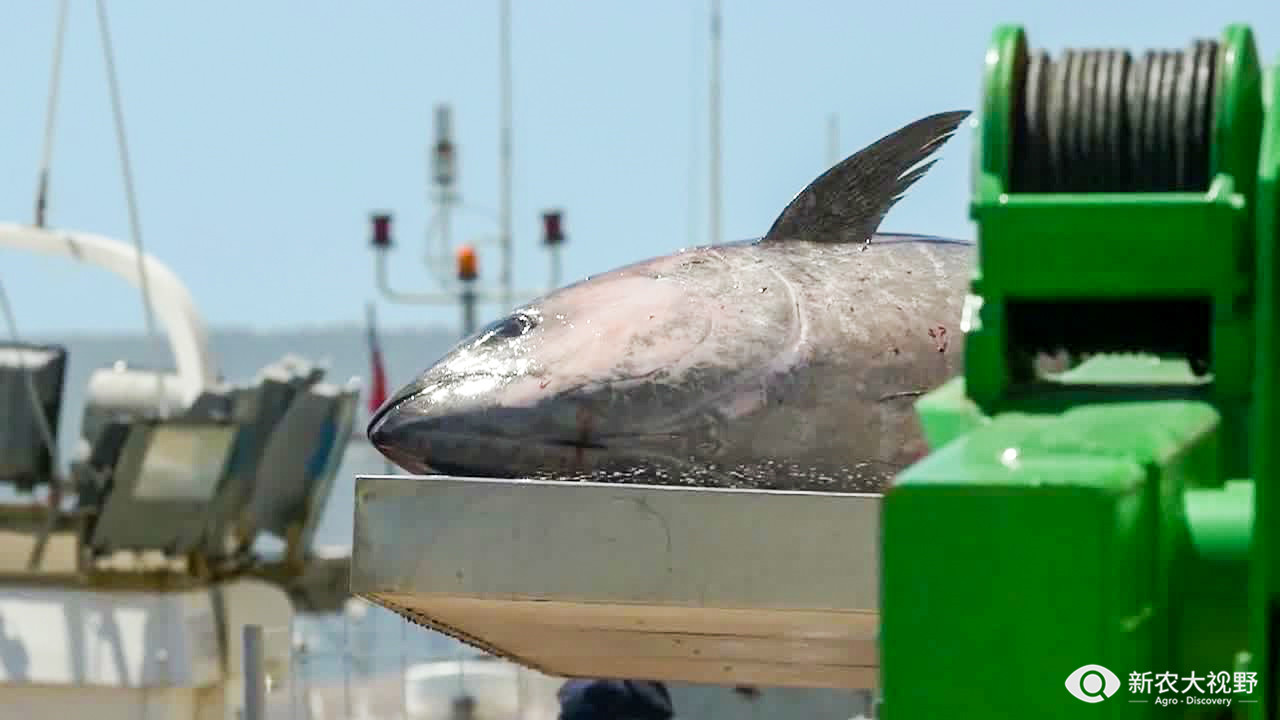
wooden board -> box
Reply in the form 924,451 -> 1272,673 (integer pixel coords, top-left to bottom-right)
350,475 -> 882,690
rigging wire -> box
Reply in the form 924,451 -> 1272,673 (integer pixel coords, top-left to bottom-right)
34,0 -> 70,228
0,274 -> 63,571
16,2 -> 173,570
20,0 -> 73,571
94,0 -> 167,415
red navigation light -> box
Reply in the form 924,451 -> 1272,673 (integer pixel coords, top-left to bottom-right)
541,210 -> 565,246
370,212 -> 393,249
456,244 -> 478,282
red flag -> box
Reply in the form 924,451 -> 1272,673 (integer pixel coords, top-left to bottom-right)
366,303 -> 389,414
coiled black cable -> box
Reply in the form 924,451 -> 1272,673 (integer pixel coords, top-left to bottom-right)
1011,40 -> 1219,193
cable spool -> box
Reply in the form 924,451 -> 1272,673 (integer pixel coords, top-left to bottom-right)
995,35 -> 1232,372
967,25 -> 1265,407
1011,40 -> 1220,193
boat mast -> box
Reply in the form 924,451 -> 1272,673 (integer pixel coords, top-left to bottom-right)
708,0 -> 722,247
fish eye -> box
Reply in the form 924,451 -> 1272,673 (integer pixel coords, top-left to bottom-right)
488,312 -> 537,340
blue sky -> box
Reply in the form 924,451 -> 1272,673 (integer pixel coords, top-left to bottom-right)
2,2 -> 1278,337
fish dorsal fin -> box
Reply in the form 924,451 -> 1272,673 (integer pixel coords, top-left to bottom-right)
762,110 -> 970,245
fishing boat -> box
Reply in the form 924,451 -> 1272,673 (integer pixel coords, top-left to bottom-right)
0,217 -> 360,718
0,3 -> 364,717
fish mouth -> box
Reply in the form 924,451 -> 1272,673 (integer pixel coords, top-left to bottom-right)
368,401 -> 615,478
541,437 -> 609,450
372,429 -> 613,478
367,375 -> 688,478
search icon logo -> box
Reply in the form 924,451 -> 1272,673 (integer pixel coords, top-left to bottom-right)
1066,664 -> 1121,702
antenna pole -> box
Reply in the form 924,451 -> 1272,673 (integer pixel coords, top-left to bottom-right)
498,0 -> 514,309
827,113 -> 840,166
370,2 -> 564,319
708,0 -> 722,247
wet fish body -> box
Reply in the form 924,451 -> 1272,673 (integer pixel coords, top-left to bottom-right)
369,110 -> 974,492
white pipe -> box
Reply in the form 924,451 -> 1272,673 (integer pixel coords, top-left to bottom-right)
0,222 -> 217,405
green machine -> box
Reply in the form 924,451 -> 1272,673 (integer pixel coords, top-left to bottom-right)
882,25 -> 1280,717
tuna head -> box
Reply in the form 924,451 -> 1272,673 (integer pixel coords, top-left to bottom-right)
368,109 -> 970,479
366,246 -> 800,477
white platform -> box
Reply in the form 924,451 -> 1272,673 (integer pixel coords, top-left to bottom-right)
404,658 -> 563,720
0,584 -> 220,687
0,577 -> 294,720
351,475 -> 881,690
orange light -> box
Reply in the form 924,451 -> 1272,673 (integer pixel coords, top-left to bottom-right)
456,244 -> 478,281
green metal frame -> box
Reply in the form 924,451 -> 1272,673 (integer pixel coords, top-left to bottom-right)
1253,51 -> 1280,720
883,25 -> 1280,718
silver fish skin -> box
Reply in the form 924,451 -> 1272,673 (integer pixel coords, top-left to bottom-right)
369,110 -> 973,492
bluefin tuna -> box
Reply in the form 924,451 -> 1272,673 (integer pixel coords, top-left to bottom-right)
368,110 -> 974,492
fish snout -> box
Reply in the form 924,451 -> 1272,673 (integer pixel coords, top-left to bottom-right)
365,376 -> 532,476
366,371 -> 440,443
365,373 -> 622,477
367,397 -> 439,474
